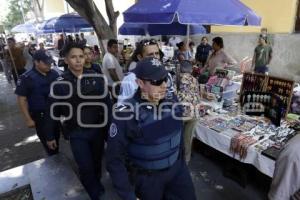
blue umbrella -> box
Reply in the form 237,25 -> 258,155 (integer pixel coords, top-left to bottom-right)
119,22 -> 206,36
11,22 -> 38,33
38,17 -> 57,33
123,0 -> 261,26
119,23 -> 147,35
40,13 -> 92,33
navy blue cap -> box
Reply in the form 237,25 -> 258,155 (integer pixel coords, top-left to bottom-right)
33,50 -> 54,65
134,57 -> 168,81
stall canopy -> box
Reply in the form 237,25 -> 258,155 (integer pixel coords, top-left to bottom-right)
119,22 -> 206,36
123,0 -> 261,26
39,13 -> 92,33
11,22 -> 38,33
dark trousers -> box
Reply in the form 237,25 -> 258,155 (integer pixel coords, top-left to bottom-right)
254,65 -> 269,74
12,68 -> 26,84
134,159 -> 197,200
69,128 -> 105,200
31,112 -> 60,156
199,59 -> 207,67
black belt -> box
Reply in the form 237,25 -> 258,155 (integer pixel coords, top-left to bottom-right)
129,162 -> 174,175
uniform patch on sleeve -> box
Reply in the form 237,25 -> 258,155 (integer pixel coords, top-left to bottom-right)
56,76 -> 64,81
109,123 -> 118,138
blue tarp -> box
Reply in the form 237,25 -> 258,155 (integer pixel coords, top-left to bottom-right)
123,0 -> 261,26
119,22 -> 206,35
39,13 -> 92,33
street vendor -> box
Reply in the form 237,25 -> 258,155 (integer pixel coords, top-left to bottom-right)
200,37 -> 237,78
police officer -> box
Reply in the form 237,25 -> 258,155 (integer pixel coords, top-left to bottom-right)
15,50 -> 60,155
106,57 -> 196,200
44,43 -> 111,200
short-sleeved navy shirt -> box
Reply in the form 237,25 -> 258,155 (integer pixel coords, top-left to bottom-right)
91,63 -> 103,74
15,67 -> 59,112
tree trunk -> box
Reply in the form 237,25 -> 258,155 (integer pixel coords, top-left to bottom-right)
31,0 -> 45,22
66,0 -> 119,53
105,0 -> 119,38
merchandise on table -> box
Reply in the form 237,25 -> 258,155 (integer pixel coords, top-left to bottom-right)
240,91 -> 283,126
210,120 -> 232,132
253,123 -> 296,155
228,116 -> 296,160
230,133 -> 257,159
230,116 -> 258,132
199,117 -> 227,128
223,103 -> 240,116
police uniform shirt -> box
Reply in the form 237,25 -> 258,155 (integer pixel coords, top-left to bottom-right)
106,91 -> 184,200
43,68 -> 111,140
15,67 -> 59,112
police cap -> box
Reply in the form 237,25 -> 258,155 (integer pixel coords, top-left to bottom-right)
134,57 -> 168,81
33,50 -> 55,65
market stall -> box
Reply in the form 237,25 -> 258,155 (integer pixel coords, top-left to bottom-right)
193,72 -> 299,178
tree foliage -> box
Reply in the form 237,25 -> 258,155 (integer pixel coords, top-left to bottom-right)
3,0 -> 31,30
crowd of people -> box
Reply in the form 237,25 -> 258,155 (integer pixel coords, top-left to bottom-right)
1,28 -> 296,200
9,37 -> 199,200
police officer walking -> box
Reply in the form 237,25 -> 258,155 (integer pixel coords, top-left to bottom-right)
106,57 -> 196,200
15,50 -> 60,155
44,43 -> 111,200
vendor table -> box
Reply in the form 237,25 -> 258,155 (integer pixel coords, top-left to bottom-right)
194,81 -> 277,177
194,121 -> 275,177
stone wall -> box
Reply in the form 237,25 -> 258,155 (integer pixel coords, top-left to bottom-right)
190,33 -> 300,82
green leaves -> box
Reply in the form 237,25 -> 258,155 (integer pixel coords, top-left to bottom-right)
3,0 -> 31,31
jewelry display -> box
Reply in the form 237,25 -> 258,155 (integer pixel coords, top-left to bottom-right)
241,72 -> 294,119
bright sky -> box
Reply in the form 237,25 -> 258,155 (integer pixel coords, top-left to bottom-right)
0,0 -> 9,23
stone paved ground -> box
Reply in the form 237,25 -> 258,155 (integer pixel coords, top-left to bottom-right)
0,71 -> 270,200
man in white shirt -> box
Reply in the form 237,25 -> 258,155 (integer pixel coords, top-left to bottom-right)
168,36 -> 182,49
118,39 -> 175,105
102,39 -> 124,99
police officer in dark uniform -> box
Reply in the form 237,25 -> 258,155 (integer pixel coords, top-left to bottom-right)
15,50 -> 60,155
44,43 -> 111,200
106,57 -> 196,200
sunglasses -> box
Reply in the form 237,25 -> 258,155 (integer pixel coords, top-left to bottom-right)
143,76 -> 168,86
139,39 -> 158,46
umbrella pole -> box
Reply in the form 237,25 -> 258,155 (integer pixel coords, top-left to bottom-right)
186,24 -> 190,43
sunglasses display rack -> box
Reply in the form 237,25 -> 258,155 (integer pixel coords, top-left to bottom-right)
241,91 -> 283,126
240,72 -> 294,118
240,73 -> 267,92
241,91 -> 272,116
265,77 -> 294,117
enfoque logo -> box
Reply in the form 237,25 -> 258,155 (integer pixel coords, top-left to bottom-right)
49,74 -> 205,128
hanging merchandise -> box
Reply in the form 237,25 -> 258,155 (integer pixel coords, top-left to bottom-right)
240,91 -> 283,126
240,72 -> 294,118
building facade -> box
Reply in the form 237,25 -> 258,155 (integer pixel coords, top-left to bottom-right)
212,0 -> 299,33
